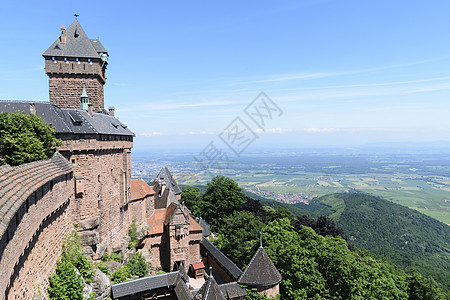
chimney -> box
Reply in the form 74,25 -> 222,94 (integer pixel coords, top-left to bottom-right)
60,24 -> 66,44
29,103 -> 36,115
108,106 -> 115,117
88,103 -> 94,117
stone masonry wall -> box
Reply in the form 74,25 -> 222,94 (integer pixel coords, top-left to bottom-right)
45,57 -> 105,112
0,174 -> 73,300
48,74 -> 104,112
59,137 -> 133,254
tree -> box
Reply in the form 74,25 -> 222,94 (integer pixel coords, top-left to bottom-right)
213,211 -> 265,268
239,197 -> 267,223
48,227 -> 94,299
62,227 -> 94,282
201,176 -> 246,228
265,207 -> 294,223
261,218 -> 413,299
0,111 -> 62,166
127,252 -> 148,277
181,186 -> 203,217
407,271 -> 445,300
48,259 -> 84,300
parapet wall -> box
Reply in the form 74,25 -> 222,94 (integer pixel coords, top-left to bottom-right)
0,154 -> 73,300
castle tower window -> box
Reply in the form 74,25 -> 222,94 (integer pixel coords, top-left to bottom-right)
64,57 -> 69,64
88,59 -> 92,64
52,57 -> 56,63
76,58 -> 80,64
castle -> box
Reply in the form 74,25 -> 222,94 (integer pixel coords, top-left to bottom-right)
0,19 -> 280,300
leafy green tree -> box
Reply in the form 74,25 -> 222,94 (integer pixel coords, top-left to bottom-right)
262,218 -> 413,299
111,266 -> 131,284
128,216 -> 139,249
244,288 -> 271,300
181,186 -> 203,216
265,207 -> 294,223
62,227 -> 94,282
407,271 -> 445,300
201,175 -> 246,228
0,111 -> 61,166
127,252 -> 148,277
48,227 -> 94,299
213,211 -> 265,268
48,259 -> 84,300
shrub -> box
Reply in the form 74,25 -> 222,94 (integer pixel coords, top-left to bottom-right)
111,266 -> 131,284
0,111 -> 61,166
127,252 -> 148,277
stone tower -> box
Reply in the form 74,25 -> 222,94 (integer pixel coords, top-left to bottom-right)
43,20 -> 108,112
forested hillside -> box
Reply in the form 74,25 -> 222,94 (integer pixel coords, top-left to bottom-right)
182,177 -> 448,299
298,193 -> 450,292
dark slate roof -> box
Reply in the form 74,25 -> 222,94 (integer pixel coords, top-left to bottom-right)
200,238 -> 243,280
174,279 -> 192,300
111,271 -> 180,299
0,152 -> 73,237
218,282 -> 247,299
198,218 -> 211,237
155,167 -> 182,195
193,275 -> 226,300
90,39 -> 107,54
238,246 -> 282,287
0,100 -> 134,136
43,20 -> 104,58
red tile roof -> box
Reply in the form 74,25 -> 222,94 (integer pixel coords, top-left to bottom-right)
191,262 -> 205,270
189,216 -> 203,232
146,209 -> 166,235
131,178 -> 155,201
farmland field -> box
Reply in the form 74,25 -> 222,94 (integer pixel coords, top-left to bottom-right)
132,151 -> 450,225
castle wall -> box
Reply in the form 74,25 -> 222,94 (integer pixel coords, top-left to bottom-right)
146,236 -> 163,270
57,136 -> 132,253
256,284 -> 279,299
129,199 -> 145,224
45,57 -> 105,112
0,156 -> 73,300
145,195 -> 155,220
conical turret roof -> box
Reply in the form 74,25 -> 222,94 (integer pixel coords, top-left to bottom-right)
238,246 -> 282,287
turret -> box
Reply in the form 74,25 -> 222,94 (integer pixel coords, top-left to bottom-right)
43,19 -> 108,112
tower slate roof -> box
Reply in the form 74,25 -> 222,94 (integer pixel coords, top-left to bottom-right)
238,246 -> 282,287
43,20 -> 106,59
155,167 -> 182,195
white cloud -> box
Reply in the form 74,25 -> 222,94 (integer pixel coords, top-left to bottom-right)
139,132 -> 164,136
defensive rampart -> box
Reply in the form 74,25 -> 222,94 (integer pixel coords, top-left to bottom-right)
0,153 -> 73,299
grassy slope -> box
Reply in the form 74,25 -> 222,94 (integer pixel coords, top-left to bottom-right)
301,192 -> 450,292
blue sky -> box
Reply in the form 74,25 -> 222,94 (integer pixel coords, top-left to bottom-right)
1,1 -> 450,152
